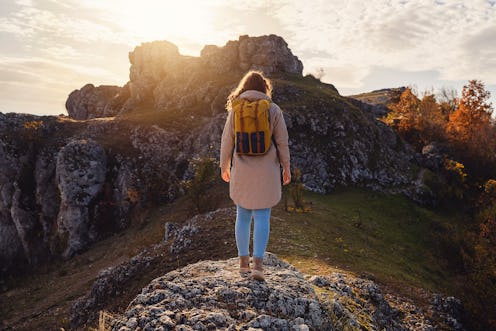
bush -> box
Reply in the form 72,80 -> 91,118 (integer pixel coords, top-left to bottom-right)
182,156 -> 219,214
423,159 -> 467,203
285,168 -> 310,212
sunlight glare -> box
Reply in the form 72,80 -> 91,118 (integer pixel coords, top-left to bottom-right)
80,0 -> 218,55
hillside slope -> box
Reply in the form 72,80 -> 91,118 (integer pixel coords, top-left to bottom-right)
0,187 -> 466,330
0,35 -> 426,276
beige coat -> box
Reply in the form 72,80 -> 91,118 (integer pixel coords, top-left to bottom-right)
220,90 -> 291,209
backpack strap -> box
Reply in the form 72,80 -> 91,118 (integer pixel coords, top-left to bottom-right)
239,100 -> 245,153
268,102 -> 279,154
254,101 -> 261,153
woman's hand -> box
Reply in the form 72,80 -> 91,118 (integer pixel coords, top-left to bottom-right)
221,168 -> 230,183
282,167 -> 291,185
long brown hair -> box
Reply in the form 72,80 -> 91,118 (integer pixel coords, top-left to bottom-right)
226,70 -> 273,110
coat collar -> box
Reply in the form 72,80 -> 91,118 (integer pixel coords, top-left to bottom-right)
239,90 -> 271,101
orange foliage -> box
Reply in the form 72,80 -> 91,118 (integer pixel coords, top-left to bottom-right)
446,80 -> 495,175
23,120 -> 43,130
385,88 -> 447,148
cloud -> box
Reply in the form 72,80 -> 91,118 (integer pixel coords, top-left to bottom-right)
0,55 -> 124,115
1,0 -> 495,114
270,0 -> 496,90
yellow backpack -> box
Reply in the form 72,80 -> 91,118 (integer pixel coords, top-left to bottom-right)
232,98 -> 272,156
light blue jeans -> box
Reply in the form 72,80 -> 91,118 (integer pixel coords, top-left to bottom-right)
235,205 -> 271,258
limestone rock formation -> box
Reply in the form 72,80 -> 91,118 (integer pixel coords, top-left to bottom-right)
64,34 -> 422,198
111,254 -> 331,331
201,34 -> 304,76
104,253 -> 464,331
56,139 -> 107,257
0,113 -> 54,272
67,34 -> 304,119
238,34 -> 304,74
127,41 -> 183,106
66,84 -> 127,119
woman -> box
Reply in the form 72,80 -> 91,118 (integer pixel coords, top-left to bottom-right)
220,70 -> 291,281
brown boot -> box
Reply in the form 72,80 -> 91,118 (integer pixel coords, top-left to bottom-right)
239,255 -> 250,274
252,257 -> 265,281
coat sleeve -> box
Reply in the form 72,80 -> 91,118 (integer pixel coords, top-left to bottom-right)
272,104 -> 291,170
220,111 -> 234,172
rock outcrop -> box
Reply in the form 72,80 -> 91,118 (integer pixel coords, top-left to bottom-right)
111,254 -> 331,331
104,253 -> 464,331
0,113 -> 188,275
67,34 -> 304,118
201,34 -> 304,75
66,84 -> 127,119
65,34 -> 421,195
56,139 -> 107,257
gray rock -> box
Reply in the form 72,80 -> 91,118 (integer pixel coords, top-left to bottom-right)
66,83 -> 124,120
421,142 -> 447,170
238,34 -> 303,74
102,251 -> 465,331
110,253 -> 333,331
68,35 -> 304,119
56,139 -> 106,257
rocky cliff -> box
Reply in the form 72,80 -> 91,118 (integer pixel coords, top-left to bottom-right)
0,35 -> 426,277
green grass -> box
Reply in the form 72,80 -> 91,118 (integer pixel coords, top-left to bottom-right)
270,188 -> 464,295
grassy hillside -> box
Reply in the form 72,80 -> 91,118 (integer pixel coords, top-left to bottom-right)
271,189 -> 464,295
0,185 -> 466,330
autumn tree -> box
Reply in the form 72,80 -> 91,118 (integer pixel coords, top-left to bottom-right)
446,80 -> 495,176
385,87 -> 447,149
417,94 -> 447,145
385,87 -> 420,142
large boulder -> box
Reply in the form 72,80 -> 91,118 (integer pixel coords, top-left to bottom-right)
66,84 -> 125,119
200,34 -> 303,76
238,34 -> 303,74
127,41 -> 183,104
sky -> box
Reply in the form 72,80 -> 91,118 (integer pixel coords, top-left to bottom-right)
0,0 -> 495,116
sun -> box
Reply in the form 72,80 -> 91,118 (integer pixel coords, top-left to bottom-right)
84,0 -> 219,55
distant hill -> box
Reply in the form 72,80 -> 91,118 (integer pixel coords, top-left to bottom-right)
347,87 -> 406,118
349,87 -> 406,107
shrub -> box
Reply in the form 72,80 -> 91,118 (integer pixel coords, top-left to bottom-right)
423,159 -> 467,203
286,168 -> 310,212
182,156 -> 219,214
